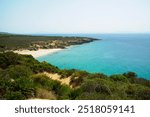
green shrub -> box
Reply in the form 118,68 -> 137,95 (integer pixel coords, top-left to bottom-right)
87,73 -> 108,79
1,52 -> 150,100
70,77 -> 84,87
110,74 -> 128,82
123,72 -> 137,78
0,52 -> 21,69
57,85 -> 71,99
32,62 -> 59,73
137,89 -> 150,100
0,66 -> 35,99
31,74 -> 71,99
72,70 -> 89,78
125,84 -> 150,99
69,88 -> 82,100
81,79 -> 112,95
32,74 -> 50,86
59,69 -> 75,79
7,65 -> 32,79
4,91 -> 26,100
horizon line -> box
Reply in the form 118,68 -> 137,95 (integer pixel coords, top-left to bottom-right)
1,31 -> 150,35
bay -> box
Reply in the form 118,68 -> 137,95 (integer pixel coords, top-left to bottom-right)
37,34 -> 150,80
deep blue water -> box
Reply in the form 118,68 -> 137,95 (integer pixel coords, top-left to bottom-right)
37,34 -> 150,80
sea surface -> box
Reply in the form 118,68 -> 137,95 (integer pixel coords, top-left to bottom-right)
37,34 -> 150,80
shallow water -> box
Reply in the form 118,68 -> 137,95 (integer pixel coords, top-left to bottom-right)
37,34 -> 150,80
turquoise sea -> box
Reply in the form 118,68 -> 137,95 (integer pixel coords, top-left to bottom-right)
37,34 -> 150,80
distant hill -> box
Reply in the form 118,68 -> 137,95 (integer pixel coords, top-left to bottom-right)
0,33 -> 98,51
0,32 -> 11,34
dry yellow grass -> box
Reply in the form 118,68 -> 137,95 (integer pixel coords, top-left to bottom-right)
35,88 -> 56,100
43,72 -> 71,86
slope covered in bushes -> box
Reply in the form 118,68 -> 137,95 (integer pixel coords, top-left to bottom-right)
0,52 -> 150,100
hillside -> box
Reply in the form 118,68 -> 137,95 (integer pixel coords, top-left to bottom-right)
0,34 -> 98,51
0,52 -> 150,100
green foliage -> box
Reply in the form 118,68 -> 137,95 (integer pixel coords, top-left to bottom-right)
70,77 -> 84,88
0,34 -> 96,51
59,69 -> 75,78
32,62 -> 59,73
57,85 -> 71,99
72,70 -> 89,78
31,74 -> 71,99
69,88 -> 82,100
123,72 -> 137,78
69,70 -> 89,87
31,74 -> 50,86
125,84 -> 150,100
76,79 -> 112,99
0,52 -> 150,100
7,65 -> 32,79
86,73 -> 108,79
0,52 -> 21,69
110,74 -> 129,82
0,72 -> 36,99
4,91 -> 26,100
124,72 -> 150,87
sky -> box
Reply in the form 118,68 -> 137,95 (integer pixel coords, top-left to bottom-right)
0,0 -> 150,34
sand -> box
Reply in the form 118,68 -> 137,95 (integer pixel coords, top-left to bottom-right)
14,48 -> 62,58
43,72 -> 71,86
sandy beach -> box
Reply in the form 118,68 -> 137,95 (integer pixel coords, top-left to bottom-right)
14,48 -> 62,58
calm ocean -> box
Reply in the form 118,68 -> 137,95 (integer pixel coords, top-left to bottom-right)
37,34 -> 150,80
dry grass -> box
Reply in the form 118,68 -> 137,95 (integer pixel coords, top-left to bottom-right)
35,88 -> 56,100
43,72 -> 71,86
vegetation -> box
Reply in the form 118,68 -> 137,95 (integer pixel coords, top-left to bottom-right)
0,52 -> 150,100
0,34 -> 98,51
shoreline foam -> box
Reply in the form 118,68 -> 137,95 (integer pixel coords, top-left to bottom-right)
14,48 -> 63,58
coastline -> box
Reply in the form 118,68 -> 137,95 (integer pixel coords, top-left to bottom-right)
14,48 -> 63,58
0,33 -> 99,58
12,39 -> 98,58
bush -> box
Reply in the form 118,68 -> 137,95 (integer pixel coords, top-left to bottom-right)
81,79 -> 112,95
1,52 -> 150,100
123,72 -> 137,78
0,66 -> 35,99
4,91 -> 26,100
70,77 -> 84,87
59,69 -> 75,79
32,74 -> 50,86
72,70 -> 89,78
14,78 -> 35,98
0,52 -> 21,69
86,73 -> 108,79
69,88 -> 82,100
31,74 -> 72,99
32,62 -> 59,73
137,89 -> 150,100
57,85 -> 71,99
125,84 -> 150,99
7,65 -> 32,79
110,74 -> 128,82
